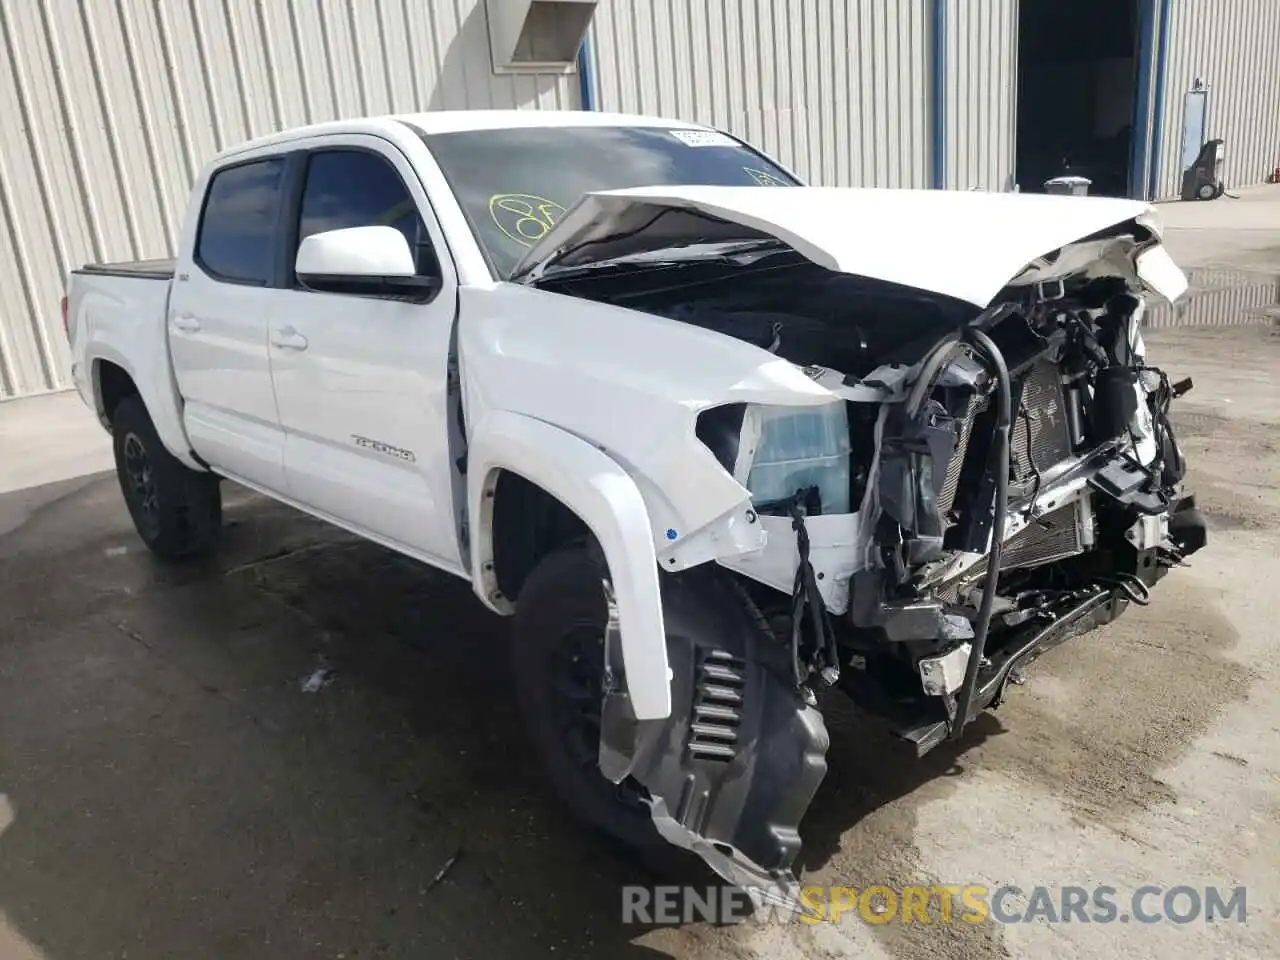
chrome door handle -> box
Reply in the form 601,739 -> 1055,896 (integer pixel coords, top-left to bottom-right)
270,327 -> 309,351
171,313 -> 200,333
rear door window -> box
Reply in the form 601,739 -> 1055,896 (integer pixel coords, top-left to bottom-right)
196,158 -> 285,285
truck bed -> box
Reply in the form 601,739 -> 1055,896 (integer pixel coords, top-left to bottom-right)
76,258 -> 176,280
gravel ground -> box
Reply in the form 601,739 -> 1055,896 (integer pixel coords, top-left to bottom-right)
2,277 -> 1278,957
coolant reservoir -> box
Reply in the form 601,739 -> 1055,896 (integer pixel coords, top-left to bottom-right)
746,403 -> 852,514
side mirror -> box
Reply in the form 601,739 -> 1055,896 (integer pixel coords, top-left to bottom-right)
295,225 -> 438,299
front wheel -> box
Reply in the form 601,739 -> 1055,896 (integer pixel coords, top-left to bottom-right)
511,546 -> 664,852
511,545 -> 829,891
111,395 -> 221,560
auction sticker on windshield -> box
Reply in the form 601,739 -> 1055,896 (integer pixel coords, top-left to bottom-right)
668,129 -> 739,148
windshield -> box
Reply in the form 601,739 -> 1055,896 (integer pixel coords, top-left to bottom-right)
422,126 -> 798,278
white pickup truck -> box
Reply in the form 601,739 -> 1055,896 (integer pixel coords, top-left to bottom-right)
67,109 -> 1206,897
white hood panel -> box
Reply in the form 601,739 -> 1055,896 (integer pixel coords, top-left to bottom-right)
518,186 -> 1187,306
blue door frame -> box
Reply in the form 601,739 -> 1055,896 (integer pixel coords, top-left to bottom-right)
933,0 -> 1169,197
930,0 -> 948,189
1130,0 -> 1172,199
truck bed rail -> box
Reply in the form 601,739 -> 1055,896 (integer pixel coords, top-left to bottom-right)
75,258 -> 176,280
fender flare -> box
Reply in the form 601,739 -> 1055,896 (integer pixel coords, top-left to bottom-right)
86,342 -> 202,472
468,410 -> 671,721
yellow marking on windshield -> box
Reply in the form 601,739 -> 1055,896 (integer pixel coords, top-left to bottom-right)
488,194 -> 567,247
743,167 -> 789,187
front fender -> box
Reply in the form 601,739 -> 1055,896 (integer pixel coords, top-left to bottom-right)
468,410 -> 671,721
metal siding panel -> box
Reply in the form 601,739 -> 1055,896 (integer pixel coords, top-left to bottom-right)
799,1 -> 820,181
1145,271 -> 1280,329
0,0 -> 578,399
445,0 -> 480,110
908,0 -> 928,185
0,8 -> 57,396
758,0 -> 782,163
740,0 -> 762,148
372,1 -> 410,113
316,0 -> 362,116
404,0 -> 453,109
1155,0 -> 1280,198
705,0 -> 731,129
863,0 -> 883,183
832,0 -> 851,185
587,0 -> 928,188
814,0 -> 835,184
856,0 -> 875,183
942,0 -> 1016,191
93,1 -> 164,249
258,1 -> 309,127
120,0 -> 194,241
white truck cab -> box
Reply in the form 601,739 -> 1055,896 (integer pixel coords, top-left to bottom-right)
67,110 -> 1205,899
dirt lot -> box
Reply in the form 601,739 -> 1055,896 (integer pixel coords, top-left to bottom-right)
3,297 -> 1279,955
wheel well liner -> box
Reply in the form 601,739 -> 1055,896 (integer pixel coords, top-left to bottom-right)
491,469 -> 591,602
467,410 -> 670,719
95,359 -> 139,426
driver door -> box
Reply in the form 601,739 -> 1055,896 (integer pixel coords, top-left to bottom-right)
268,137 -> 462,570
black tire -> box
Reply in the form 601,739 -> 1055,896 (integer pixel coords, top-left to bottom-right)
111,395 -> 221,560
511,545 -> 666,854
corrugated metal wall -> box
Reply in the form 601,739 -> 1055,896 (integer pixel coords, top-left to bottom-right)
942,0 -> 1017,191
590,0 -> 931,189
1153,0 -> 1280,198
0,0 -> 579,400
1145,269 -> 1280,328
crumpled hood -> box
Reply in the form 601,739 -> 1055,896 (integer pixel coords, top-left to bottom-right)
514,185 -> 1188,306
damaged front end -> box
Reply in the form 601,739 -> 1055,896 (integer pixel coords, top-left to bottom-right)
515,187 -> 1204,899
842,291 -> 1206,755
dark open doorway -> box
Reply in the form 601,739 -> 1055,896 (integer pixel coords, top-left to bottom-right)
1016,0 -> 1140,197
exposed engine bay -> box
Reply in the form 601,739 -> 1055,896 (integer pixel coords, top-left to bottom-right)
528,205 -> 1206,899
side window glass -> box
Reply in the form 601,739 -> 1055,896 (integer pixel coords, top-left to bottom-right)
196,158 -> 284,285
297,150 -> 436,277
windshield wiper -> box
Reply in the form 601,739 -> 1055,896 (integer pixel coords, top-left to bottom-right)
528,237 -> 793,284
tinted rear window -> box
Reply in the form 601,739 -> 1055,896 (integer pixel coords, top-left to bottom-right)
423,126 -> 797,278
196,158 -> 285,285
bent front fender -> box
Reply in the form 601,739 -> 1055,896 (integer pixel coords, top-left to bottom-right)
467,410 -> 672,721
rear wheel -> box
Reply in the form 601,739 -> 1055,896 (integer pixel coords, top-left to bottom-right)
111,395 -> 221,560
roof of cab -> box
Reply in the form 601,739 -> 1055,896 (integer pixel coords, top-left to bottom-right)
396,109 -> 707,134
215,110 -> 709,160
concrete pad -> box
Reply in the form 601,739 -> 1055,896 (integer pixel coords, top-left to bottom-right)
1,325 -> 1277,959
0,391 -> 112,495
1154,183 -> 1280,271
